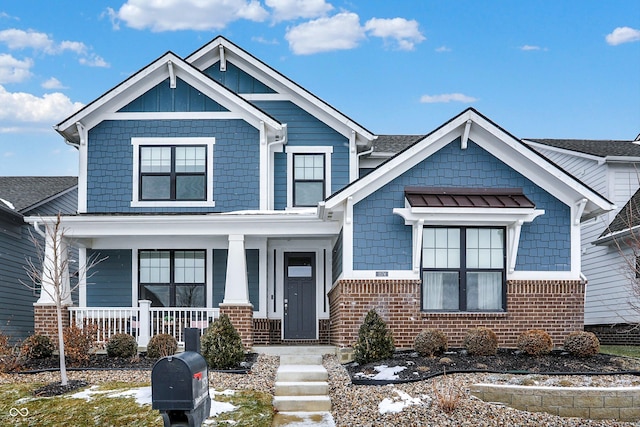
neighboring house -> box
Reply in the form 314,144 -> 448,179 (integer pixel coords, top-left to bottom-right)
0,176 -> 77,343
25,37 -> 614,358
524,139 -> 640,345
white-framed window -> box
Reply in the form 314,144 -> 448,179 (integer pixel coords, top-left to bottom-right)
131,137 -> 215,207
286,146 -> 332,208
422,226 -> 506,312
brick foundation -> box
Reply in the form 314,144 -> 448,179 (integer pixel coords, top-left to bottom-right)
585,324 -> 640,346
328,279 -> 585,349
252,318 -> 330,345
33,303 -> 70,346
219,304 -> 254,349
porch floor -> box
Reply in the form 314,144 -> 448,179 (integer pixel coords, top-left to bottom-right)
252,345 -> 336,356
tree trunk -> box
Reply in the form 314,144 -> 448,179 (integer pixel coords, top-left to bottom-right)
56,304 -> 68,386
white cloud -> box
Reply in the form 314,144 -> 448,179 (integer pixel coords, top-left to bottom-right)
364,17 -> 425,51
252,36 -> 279,45
420,93 -> 478,104
0,54 -> 33,83
79,54 -> 109,68
0,84 -> 84,123
435,46 -> 451,53
266,0 -> 333,23
110,0 -> 268,32
606,26 -> 640,46
520,45 -> 540,51
286,12 -> 365,54
42,77 -> 65,89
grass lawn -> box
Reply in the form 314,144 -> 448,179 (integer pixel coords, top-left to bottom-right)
0,382 -> 274,427
600,345 -> 640,358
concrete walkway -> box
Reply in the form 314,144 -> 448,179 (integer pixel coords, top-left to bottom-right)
254,346 -> 336,427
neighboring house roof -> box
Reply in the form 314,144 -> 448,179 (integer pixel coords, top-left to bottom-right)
525,139 -> 640,158
404,187 -> 535,209
598,188 -> 640,239
0,176 -> 77,213
322,108 -> 615,222
373,135 -> 425,154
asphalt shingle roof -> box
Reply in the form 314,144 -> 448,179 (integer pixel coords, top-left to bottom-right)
601,188 -> 640,237
0,176 -> 77,213
527,139 -> 640,158
373,135 -> 425,153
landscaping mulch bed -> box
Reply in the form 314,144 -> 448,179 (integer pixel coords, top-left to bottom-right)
345,348 -> 640,385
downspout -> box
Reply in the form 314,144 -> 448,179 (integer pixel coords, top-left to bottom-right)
265,124 -> 287,209
33,221 -> 46,238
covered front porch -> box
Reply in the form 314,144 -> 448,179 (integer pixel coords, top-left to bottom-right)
27,212 -> 339,350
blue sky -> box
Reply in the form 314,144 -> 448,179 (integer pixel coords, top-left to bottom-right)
0,0 -> 638,176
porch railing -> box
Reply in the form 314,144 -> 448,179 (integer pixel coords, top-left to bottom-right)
68,300 -> 219,348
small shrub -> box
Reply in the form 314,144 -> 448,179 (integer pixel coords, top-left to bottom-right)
353,309 -> 395,364
0,332 -> 11,356
147,333 -> 178,359
463,327 -> 498,356
21,334 -> 54,359
563,331 -> 600,357
517,329 -> 553,356
106,333 -> 138,358
64,324 -> 97,366
0,332 -> 19,373
414,329 -> 448,357
432,371 -> 464,414
201,314 -> 245,369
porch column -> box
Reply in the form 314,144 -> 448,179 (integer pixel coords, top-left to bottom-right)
36,227 -> 72,305
220,234 -> 253,349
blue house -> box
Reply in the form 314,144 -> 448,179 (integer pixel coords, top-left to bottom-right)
27,37 -> 614,357
0,176 -> 77,343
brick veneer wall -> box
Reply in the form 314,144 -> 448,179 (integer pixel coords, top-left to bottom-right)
33,304 -> 70,345
219,304 -> 254,349
328,279 -> 584,349
253,318 -> 331,345
585,324 -> 640,346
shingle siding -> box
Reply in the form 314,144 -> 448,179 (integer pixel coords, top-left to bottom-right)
87,119 -> 259,213
353,139 -> 571,271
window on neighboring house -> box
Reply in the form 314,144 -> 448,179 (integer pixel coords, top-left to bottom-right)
422,227 -> 505,311
131,137 -> 215,207
139,145 -> 206,201
293,153 -> 325,207
139,250 -> 205,307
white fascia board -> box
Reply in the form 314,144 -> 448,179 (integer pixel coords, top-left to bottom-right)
24,214 -> 340,239
186,38 -> 375,147
522,139 -> 605,163
592,226 -> 640,246
393,207 -> 545,226
56,52 -> 282,143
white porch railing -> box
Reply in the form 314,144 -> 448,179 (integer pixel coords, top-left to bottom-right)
68,300 -> 219,348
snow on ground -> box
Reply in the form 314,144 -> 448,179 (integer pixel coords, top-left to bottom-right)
354,365 -> 407,381
378,388 -> 431,414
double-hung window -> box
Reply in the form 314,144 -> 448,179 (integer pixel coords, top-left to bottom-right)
422,227 -> 505,311
139,250 -> 206,307
286,146 -> 333,208
131,137 -> 215,207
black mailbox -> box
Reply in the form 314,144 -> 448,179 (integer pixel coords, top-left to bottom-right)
152,351 -> 211,427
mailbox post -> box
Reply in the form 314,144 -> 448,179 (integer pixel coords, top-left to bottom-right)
152,351 -> 211,427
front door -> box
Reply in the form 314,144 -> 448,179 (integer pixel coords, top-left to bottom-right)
284,252 -> 316,340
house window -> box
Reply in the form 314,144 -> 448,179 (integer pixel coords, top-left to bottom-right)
131,137 -> 215,207
139,250 -> 205,307
422,227 -> 505,311
140,146 -> 206,201
293,153 -> 325,206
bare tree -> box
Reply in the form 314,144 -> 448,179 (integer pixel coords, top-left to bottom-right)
22,213 -> 105,386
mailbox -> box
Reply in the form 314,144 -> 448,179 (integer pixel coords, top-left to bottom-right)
152,351 -> 211,427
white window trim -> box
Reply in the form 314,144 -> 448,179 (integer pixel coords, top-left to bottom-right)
393,207 -> 545,275
131,137 -> 215,208
285,146 -> 333,208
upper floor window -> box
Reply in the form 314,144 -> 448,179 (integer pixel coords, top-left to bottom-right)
131,138 -> 215,207
422,227 -> 505,312
286,146 -> 333,208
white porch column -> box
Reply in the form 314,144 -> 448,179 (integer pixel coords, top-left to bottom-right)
36,228 -> 72,305
223,234 -> 250,304
138,299 -> 151,347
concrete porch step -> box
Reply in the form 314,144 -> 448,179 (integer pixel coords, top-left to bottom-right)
252,345 -> 336,356
276,365 -> 328,382
273,395 -> 332,412
280,354 -> 323,365
275,380 -> 329,396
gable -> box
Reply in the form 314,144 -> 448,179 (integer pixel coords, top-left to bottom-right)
204,61 -> 276,94
119,77 -> 228,112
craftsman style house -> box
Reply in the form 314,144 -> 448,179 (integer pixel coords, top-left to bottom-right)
27,37 -> 615,356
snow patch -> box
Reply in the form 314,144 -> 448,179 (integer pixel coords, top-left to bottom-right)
354,365 -> 407,381
0,198 -> 15,210
378,389 -> 430,414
